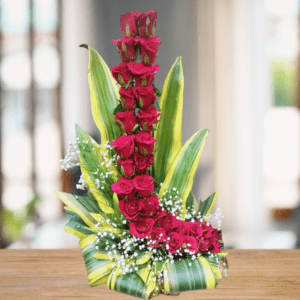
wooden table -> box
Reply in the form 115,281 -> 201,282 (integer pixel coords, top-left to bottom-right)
0,249 -> 299,299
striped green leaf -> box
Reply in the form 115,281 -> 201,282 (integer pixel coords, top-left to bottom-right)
80,234 -> 114,286
163,257 -> 216,293
154,57 -> 184,184
83,45 -> 121,145
158,129 -> 209,219
76,124 -> 116,214
198,191 -> 218,217
185,191 -> 198,212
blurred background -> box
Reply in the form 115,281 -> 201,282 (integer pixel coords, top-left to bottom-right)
0,0 -> 300,249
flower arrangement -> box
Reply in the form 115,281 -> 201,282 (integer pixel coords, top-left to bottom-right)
57,9 -> 228,300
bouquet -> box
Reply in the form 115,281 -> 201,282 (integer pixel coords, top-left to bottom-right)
57,10 -> 228,299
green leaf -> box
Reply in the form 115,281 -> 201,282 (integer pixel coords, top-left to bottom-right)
153,86 -> 162,97
158,129 -> 209,219
154,57 -> 184,184
163,257 -> 216,293
153,101 -> 161,111
113,103 -> 125,115
83,45 -> 121,145
124,81 -> 131,90
80,234 -> 115,286
185,191 -> 198,212
198,191 -> 218,217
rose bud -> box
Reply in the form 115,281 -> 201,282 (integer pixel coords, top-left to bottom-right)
137,107 -> 160,131
111,176 -> 135,198
127,62 -> 159,86
134,131 -> 157,156
120,11 -> 139,37
130,216 -> 155,238
152,206 -> 167,224
189,221 -> 204,238
174,221 -> 191,236
136,10 -> 157,37
134,86 -> 156,109
134,152 -> 154,174
165,232 -> 185,254
141,194 -> 160,217
119,196 -> 143,221
161,213 -> 180,233
183,236 -> 199,254
136,36 -> 161,65
132,174 -> 154,197
112,36 -> 137,62
118,158 -> 135,177
115,111 -> 138,135
119,86 -> 136,110
110,135 -> 135,158
148,226 -> 167,248
111,62 -> 132,86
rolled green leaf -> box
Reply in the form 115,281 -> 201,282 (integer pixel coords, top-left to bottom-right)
83,45 -> 121,145
158,129 -> 209,219
198,191 -> 218,217
154,57 -> 184,184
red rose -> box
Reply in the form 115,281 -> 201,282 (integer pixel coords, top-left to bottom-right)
119,196 -> 143,220
136,36 -> 161,64
118,158 -> 135,178
161,213 -> 180,233
141,194 -> 160,217
111,62 -> 132,86
189,221 -> 203,238
134,86 -> 156,109
133,152 -> 154,174
152,206 -> 167,224
132,174 -> 154,197
130,216 -> 155,238
115,111 -> 138,135
120,11 -> 139,37
127,62 -> 159,86
165,232 -> 185,254
183,236 -> 199,254
134,131 -> 157,155
210,238 -> 221,253
149,226 -> 167,248
137,107 -> 160,131
110,135 -> 135,158
119,86 -> 135,110
198,238 -> 209,252
112,36 -> 137,62
136,10 -> 157,37
201,222 -> 214,238
174,221 -> 191,236
111,176 -> 134,198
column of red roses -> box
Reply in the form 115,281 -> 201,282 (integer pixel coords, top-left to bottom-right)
110,10 -> 167,241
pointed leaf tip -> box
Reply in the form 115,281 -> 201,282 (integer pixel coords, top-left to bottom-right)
79,44 -> 89,49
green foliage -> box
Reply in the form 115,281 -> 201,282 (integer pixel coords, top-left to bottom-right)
198,191 -> 218,217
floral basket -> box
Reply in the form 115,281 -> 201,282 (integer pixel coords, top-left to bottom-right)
57,9 -> 228,300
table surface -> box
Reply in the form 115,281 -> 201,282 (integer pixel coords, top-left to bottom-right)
1,249 -> 300,300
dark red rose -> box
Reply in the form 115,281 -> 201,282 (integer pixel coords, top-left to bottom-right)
120,11 -> 139,37
174,221 -> 191,236
198,238 -> 209,252
132,174 -> 154,197
110,135 -> 135,158
211,229 -> 221,240
166,232 -> 185,254
119,196 -> 143,221
111,176 -> 134,198
161,213 -> 180,233
127,62 -> 160,86
118,158 -> 135,178
119,86 -> 135,110
133,152 -> 154,174
111,62 -> 132,86
210,238 -> 221,253
183,236 -> 199,254
136,36 -> 161,64
138,107 -> 160,131
134,86 -> 156,109
130,216 -> 155,238
112,36 -> 137,62
152,206 -> 167,224
115,111 -> 138,135
201,222 -> 214,238
141,194 -> 160,217
134,131 -> 157,155
189,221 -> 204,238
136,10 -> 157,37
149,226 -> 167,248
